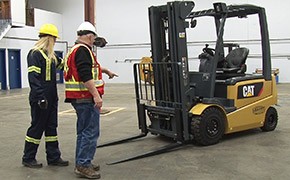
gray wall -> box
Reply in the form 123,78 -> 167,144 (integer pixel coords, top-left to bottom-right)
96,0 -> 290,83
29,0 -> 84,46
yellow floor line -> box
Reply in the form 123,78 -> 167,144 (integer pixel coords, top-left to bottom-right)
101,107 -> 125,117
58,107 -> 125,116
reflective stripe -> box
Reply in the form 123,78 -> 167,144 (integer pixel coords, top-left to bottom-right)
64,55 -> 69,72
93,64 -> 99,80
25,136 -> 41,145
28,66 -> 41,74
64,44 -> 84,74
56,58 -> 64,70
45,136 -> 58,142
65,80 -> 104,91
38,50 -> 52,81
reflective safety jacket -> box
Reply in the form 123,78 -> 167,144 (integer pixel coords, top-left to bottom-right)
27,49 -> 63,102
64,44 -> 104,99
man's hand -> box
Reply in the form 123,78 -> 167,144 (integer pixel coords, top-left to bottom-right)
107,71 -> 118,79
93,94 -> 103,109
84,79 -> 102,109
102,67 -> 118,79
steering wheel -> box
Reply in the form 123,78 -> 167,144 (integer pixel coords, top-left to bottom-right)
202,44 -> 215,56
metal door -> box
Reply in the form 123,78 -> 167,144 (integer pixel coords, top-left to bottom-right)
8,49 -> 21,89
55,51 -> 63,84
0,49 -> 7,90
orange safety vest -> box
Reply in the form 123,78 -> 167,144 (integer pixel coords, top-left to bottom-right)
64,44 -> 104,99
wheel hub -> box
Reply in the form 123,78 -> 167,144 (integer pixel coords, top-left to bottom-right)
206,119 -> 219,137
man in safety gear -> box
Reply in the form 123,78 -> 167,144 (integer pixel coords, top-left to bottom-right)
64,21 -> 117,179
22,23 -> 69,168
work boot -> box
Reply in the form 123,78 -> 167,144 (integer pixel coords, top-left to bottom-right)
74,165 -> 101,179
91,164 -> 100,171
48,158 -> 69,166
22,159 -> 43,168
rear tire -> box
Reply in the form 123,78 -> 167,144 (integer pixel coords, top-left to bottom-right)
191,107 -> 225,146
261,107 -> 278,131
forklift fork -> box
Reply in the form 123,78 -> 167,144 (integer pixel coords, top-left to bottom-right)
97,133 -> 147,148
97,132 -> 185,165
97,103 -> 148,148
106,142 -> 184,165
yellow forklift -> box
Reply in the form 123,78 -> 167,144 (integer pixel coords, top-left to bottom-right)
99,1 -> 278,164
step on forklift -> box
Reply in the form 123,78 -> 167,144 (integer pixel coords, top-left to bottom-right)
98,1 -> 278,165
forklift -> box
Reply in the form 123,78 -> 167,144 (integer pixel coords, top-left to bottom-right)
98,1 -> 278,164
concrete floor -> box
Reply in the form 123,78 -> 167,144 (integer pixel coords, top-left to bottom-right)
0,83 -> 290,180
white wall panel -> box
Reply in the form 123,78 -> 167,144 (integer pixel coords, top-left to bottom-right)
34,9 -> 63,38
10,0 -> 26,26
30,0 -> 84,46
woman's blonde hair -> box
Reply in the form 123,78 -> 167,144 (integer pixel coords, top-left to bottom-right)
32,36 -> 57,63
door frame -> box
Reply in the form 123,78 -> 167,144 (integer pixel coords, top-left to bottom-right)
0,49 -> 7,90
8,49 -> 22,89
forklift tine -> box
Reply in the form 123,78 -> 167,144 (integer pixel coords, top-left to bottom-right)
97,133 -> 147,148
107,142 -> 183,165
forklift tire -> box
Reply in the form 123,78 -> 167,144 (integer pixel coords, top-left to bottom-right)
191,107 -> 225,146
261,107 -> 278,132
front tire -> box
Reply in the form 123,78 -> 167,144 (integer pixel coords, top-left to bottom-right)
191,107 -> 225,146
261,107 -> 278,131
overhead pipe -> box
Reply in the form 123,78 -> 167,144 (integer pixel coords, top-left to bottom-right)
84,0 -> 95,25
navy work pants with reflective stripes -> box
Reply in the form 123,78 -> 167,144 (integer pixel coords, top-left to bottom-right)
22,100 -> 61,163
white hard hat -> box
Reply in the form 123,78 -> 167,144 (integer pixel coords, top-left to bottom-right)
77,21 -> 97,36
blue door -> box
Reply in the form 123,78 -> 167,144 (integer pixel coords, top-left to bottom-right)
8,49 -> 22,89
0,49 -> 7,90
55,51 -> 64,84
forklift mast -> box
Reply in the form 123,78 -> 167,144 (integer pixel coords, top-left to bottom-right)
140,1 -> 195,142
149,1 -> 194,103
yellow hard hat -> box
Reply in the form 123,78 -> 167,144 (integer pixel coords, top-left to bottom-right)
39,24 -> 59,38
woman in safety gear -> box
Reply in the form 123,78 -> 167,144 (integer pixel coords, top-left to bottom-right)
22,23 -> 69,168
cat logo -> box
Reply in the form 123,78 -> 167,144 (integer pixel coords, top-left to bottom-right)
243,85 -> 255,97
238,82 -> 263,99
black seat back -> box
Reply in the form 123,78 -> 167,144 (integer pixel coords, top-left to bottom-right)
198,53 -> 213,73
225,47 -> 249,73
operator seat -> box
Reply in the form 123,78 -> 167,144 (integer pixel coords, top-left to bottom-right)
223,47 -> 249,73
198,53 -> 213,73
